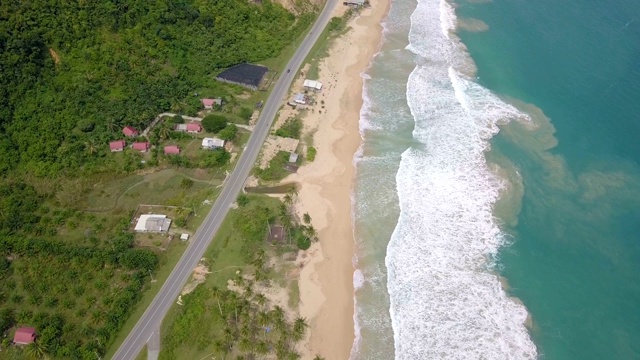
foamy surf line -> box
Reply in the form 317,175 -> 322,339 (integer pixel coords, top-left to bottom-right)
385,0 -> 537,358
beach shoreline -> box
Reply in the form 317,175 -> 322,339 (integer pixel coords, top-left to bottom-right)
282,1 -> 391,358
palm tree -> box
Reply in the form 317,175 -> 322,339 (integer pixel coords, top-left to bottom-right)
254,293 -> 268,308
159,125 -> 171,140
106,118 -> 118,132
211,286 -> 224,316
313,356 -> 326,360
275,339 -> 290,359
25,341 -> 48,359
84,141 -> 97,156
252,249 -> 266,266
257,311 -> 270,328
238,336 -> 254,353
270,306 -> 285,324
255,341 -> 270,355
293,317 -> 308,341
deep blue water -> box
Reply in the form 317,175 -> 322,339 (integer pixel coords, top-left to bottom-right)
457,0 -> 640,358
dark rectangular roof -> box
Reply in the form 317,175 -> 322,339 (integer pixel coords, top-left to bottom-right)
216,63 -> 269,88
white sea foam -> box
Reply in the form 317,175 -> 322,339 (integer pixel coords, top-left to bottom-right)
385,0 -> 537,358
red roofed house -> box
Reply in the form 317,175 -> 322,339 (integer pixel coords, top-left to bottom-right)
186,123 -> 202,133
13,327 -> 36,345
132,142 -> 150,152
164,145 -> 181,155
122,126 -> 139,137
202,99 -> 215,109
202,98 -> 222,109
109,140 -> 126,152
174,123 -> 203,133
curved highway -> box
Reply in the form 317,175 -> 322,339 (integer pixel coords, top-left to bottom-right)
111,0 -> 339,358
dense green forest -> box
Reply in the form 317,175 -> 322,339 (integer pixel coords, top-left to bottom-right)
0,0 -> 314,177
0,0 -> 316,357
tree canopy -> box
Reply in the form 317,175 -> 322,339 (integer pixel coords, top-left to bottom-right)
0,0 -> 314,177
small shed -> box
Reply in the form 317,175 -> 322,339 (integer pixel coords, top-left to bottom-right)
122,126 -> 139,137
303,79 -> 323,92
135,214 -> 172,232
132,142 -> 150,152
164,145 -> 181,155
180,233 -> 189,241
13,327 -> 36,345
294,93 -> 306,105
289,152 -> 299,163
109,140 -> 126,152
202,137 -> 225,149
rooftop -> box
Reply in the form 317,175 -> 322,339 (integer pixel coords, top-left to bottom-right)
134,214 -> 172,232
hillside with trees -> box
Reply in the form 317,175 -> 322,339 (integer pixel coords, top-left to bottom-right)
0,0 -> 317,358
0,0 -> 314,177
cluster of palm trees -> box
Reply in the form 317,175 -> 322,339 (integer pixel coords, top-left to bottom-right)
206,259 -> 309,359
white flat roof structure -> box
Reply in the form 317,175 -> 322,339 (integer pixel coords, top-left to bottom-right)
135,214 -> 172,232
202,137 -> 225,149
180,233 -> 189,241
303,79 -> 323,91
294,93 -> 306,104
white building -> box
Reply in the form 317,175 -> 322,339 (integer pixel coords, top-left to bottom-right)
294,93 -> 306,105
303,79 -> 323,92
134,214 -> 172,232
202,137 -> 225,149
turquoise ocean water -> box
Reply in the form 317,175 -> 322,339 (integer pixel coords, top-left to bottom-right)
351,0 -> 640,358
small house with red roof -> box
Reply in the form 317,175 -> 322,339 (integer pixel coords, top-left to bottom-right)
132,142 -> 150,152
109,140 -> 126,152
164,145 -> 181,155
175,123 -> 202,133
202,98 -> 223,109
13,327 -> 36,345
122,126 -> 139,137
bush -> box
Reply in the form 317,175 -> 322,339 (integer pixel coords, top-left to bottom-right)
200,149 -> 230,168
175,217 -> 187,227
297,236 -> 311,250
180,178 -> 194,189
237,194 -> 250,207
275,118 -> 302,139
306,147 -> 317,162
171,115 -> 185,124
218,124 -> 238,141
239,107 -> 253,121
202,115 -> 228,133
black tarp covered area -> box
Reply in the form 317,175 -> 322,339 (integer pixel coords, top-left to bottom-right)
216,63 -> 269,88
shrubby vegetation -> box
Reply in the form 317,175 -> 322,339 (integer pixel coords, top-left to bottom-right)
275,118 -> 303,139
306,146 -> 317,162
0,233 -> 157,358
161,195 -> 314,359
202,115 -> 229,134
255,151 -> 292,181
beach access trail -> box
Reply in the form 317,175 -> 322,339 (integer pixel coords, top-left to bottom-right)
110,1 -> 340,358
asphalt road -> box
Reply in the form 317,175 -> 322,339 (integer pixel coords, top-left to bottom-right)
111,1 -> 339,359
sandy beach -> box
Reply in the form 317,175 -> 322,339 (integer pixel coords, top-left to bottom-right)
280,1 -> 390,358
